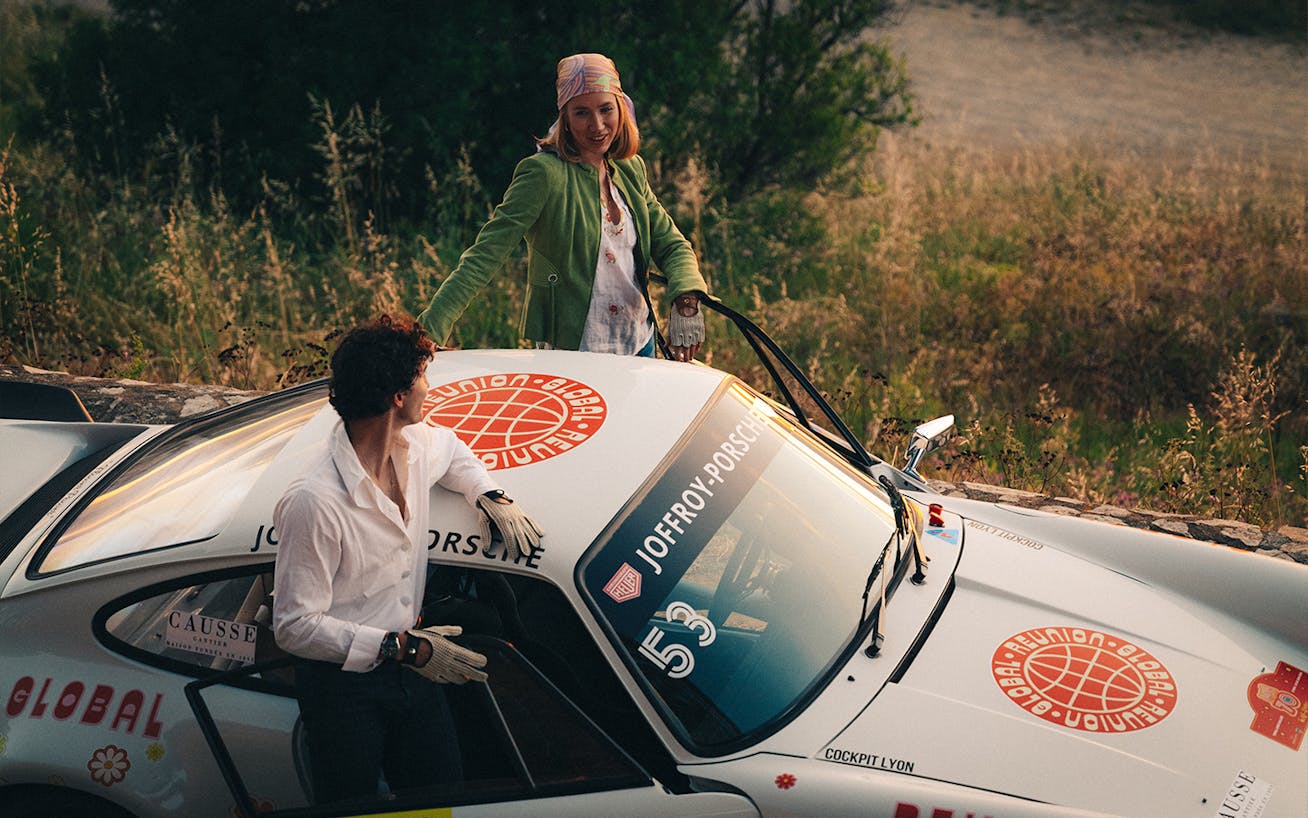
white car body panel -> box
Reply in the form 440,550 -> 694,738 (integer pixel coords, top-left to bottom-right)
449,788 -> 760,817
820,520 -> 1308,816
0,421 -> 164,591
956,500 -> 1308,652
691,753 -> 1117,817
0,421 -> 135,521
1,348 -> 1304,818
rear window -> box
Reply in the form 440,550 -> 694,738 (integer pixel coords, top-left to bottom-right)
32,386 -> 326,575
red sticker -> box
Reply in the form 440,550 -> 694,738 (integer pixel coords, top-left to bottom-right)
928,503 -> 944,527
1247,660 -> 1307,750
603,563 -> 642,603
775,773 -> 797,790
992,627 -> 1177,733
423,374 -> 606,470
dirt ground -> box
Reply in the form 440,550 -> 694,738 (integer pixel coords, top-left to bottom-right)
876,2 -> 1307,182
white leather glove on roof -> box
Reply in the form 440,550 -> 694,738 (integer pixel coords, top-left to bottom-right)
403,625 -> 488,685
476,493 -> 544,559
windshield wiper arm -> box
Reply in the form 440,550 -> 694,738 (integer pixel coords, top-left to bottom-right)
858,531 -> 897,658
879,475 -> 927,585
859,478 -> 930,658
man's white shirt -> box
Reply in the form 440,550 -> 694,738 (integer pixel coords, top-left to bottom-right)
273,419 -> 497,671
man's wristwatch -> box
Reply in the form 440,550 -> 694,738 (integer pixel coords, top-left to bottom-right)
379,631 -> 401,662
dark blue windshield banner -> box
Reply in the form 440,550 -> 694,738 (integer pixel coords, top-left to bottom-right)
583,397 -> 781,637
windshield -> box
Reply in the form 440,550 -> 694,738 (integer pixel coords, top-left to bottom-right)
34,388 -> 326,574
579,382 -> 899,753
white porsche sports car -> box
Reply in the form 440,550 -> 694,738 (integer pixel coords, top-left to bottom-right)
1,297 -> 1305,818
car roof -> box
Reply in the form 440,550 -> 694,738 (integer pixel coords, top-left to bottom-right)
4,350 -> 731,594
280,349 -> 730,575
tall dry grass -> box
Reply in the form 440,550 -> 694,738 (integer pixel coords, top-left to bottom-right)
668,135 -> 1307,527
1,119 -> 1304,527
0,115 -> 516,389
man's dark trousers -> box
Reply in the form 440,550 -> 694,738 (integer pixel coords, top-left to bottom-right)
294,659 -> 462,804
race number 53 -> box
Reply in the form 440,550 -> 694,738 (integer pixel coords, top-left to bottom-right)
638,601 -> 717,679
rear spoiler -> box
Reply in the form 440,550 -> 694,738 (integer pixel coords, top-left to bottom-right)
0,381 -> 94,422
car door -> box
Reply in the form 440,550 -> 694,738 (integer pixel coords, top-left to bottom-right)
150,566 -> 758,818
97,564 -> 310,813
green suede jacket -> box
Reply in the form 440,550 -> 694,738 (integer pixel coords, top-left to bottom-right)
418,151 -> 708,349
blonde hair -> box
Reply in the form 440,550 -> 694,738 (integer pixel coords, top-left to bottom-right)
536,94 -> 640,163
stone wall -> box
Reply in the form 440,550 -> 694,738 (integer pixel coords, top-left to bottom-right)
1,364 -> 263,425
4,364 -> 1305,565
927,481 -> 1307,565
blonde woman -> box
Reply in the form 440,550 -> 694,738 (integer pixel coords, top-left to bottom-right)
418,53 -> 707,361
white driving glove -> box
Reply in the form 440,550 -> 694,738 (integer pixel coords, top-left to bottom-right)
403,625 -> 488,684
667,301 -> 705,348
476,493 -> 544,559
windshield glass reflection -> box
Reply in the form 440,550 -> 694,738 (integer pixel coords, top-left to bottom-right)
581,382 -> 898,752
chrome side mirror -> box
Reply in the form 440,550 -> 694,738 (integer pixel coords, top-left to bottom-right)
902,414 -> 955,480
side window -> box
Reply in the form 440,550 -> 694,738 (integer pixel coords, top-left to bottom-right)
97,567 -> 291,692
425,568 -> 688,793
444,638 -> 650,799
159,567 -> 678,814
186,635 -> 652,815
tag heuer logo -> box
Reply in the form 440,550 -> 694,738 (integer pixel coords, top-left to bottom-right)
603,563 -> 642,603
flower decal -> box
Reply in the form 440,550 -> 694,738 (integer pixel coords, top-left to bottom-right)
88,744 -> 131,787
146,743 -> 165,762
775,772 -> 797,790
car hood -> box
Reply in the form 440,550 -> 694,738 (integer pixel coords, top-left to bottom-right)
813,510 -> 1308,817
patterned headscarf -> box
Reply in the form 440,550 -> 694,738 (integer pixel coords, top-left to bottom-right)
555,53 -> 623,110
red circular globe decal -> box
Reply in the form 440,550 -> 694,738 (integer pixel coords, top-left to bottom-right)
991,627 -> 1178,733
422,373 -> 607,470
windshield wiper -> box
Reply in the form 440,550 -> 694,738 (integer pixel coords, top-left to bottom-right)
858,477 -> 929,658
879,475 -> 928,586
858,531 -> 898,658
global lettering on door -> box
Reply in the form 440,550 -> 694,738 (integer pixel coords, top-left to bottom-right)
6,676 -> 165,739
